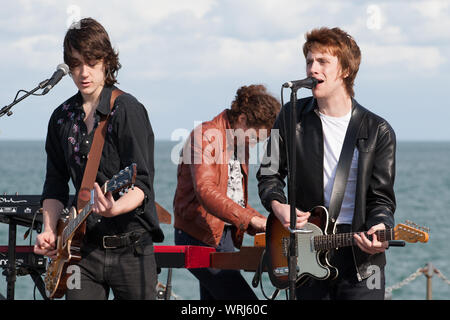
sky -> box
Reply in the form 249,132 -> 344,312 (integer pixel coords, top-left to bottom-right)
0,0 -> 449,141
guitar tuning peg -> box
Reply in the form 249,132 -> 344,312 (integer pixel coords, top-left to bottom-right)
119,190 -> 124,196
131,184 -> 135,190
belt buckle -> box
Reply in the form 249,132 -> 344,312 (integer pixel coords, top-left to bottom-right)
103,235 -> 119,249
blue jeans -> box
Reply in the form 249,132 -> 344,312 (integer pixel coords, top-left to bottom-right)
174,227 -> 258,300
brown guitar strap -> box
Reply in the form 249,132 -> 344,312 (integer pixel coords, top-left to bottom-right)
76,88 -> 124,211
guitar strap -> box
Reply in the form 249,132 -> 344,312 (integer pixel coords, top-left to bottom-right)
76,88 -> 124,212
327,104 -> 367,229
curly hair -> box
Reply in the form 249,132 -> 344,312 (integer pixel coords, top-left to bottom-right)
64,17 -> 121,86
228,84 -> 281,129
302,27 -> 361,97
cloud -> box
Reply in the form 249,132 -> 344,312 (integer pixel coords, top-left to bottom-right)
2,0 -> 449,77
411,0 -> 449,20
1,0 -> 450,141
361,43 -> 446,73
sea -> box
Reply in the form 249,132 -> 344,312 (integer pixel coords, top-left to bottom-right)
0,140 -> 449,300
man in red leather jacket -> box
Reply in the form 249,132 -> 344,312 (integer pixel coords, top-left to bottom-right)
173,84 -> 280,300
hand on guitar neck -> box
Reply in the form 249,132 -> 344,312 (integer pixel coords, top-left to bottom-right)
354,223 -> 389,255
91,182 -> 144,218
270,200 -> 311,230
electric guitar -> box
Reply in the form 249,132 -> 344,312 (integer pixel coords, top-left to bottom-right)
265,206 -> 429,289
44,164 -> 137,299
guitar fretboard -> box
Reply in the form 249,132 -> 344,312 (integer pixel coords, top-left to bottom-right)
62,203 -> 93,244
313,229 -> 394,251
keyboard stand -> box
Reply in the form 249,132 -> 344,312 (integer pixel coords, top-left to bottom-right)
1,216 -> 48,300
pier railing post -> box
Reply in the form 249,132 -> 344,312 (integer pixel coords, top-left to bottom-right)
424,262 -> 433,300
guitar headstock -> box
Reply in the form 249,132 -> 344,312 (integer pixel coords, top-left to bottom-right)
104,163 -> 137,194
394,221 -> 429,243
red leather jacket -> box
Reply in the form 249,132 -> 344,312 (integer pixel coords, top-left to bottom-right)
173,110 -> 265,248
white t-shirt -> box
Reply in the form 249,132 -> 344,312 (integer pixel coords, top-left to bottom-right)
319,110 -> 358,225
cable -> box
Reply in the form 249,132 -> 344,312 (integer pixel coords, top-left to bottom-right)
14,89 -> 44,101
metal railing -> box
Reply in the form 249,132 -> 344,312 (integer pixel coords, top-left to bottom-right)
386,262 -> 450,300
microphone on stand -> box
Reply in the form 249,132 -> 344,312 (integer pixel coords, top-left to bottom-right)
282,77 -> 318,90
1,63 -> 70,117
41,63 -> 70,95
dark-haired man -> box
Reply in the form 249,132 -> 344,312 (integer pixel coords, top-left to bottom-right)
257,27 -> 396,300
34,18 -> 163,300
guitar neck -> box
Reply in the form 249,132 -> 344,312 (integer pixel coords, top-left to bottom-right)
313,229 -> 394,251
61,202 -> 94,244
58,164 -> 136,245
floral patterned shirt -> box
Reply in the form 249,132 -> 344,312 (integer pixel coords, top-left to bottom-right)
41,85 -> 163,241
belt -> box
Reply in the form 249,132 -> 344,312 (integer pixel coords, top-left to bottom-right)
87,230 -> 149,249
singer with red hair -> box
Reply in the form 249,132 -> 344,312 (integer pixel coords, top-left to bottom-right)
257,27 -> 396,300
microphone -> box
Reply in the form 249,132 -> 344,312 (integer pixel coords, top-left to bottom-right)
42,63 -> 70,95
282,77 -> 318,90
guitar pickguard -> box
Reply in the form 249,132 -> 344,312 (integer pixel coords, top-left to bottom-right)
296,222 -> 330,280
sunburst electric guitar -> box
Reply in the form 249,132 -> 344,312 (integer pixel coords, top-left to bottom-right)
265,206 -> 429,289
44,164 -> 137,299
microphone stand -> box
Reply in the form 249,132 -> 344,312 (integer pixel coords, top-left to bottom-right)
286,85 -> 314,300
0,79 -> 49,118
287,88 -> 298,300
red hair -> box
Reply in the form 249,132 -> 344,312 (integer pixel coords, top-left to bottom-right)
303,27 -> 361,97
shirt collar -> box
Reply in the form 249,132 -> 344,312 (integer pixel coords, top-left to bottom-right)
69,85 -> 115,116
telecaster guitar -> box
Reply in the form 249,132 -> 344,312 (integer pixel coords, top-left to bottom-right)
44,164 -> 137,299
265,206 -> 429,289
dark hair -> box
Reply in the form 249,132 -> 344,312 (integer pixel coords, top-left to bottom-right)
302,27 -> 361,97
228,84 -> 281,129
64,17 -> 121,86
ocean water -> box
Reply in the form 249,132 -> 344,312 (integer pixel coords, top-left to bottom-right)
0,140 -> 449,300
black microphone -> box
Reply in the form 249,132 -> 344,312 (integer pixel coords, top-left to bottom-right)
42,63 -> 70,95
282,77 -> 318,90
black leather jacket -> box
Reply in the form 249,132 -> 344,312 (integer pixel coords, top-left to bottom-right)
257,96 -> 396,280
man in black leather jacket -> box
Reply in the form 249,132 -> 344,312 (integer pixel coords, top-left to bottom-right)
257,27 -> 396,300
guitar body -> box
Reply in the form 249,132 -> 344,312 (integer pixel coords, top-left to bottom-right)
266,205 -> 429,290
265,213 -> 290,289
43,164 -> 137,299
265,206 -> 338,289
44,207 -> 83,299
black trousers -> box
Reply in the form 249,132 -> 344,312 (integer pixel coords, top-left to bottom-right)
295,225 -> 385,300
175,226 -> 258,300
65,234 -> 157,300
